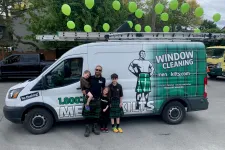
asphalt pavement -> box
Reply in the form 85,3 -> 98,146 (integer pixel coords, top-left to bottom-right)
0,78 -> 225,150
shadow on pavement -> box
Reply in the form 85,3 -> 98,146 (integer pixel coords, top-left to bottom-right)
50,114 -> 200,133
3,113 -> 201,135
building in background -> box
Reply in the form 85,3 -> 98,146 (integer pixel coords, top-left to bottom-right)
222,26 -> 225,31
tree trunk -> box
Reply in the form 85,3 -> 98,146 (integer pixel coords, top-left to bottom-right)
151,0 -> 158,32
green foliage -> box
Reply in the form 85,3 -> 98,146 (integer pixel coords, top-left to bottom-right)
24,0 -> 130,49
200,19 -> 219,30
135,0 -> 203,32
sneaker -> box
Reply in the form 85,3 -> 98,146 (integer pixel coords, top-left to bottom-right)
105,128 -> 109,133
112,127 -> 118,133
117,127 -> 123,133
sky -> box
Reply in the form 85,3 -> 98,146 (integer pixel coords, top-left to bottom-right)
196,0 -> 225,28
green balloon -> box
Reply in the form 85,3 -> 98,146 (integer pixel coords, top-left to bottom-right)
135,24 -> 141,32
155,3 -> 164,14
84,25 -> 92,32
144,26 -> 151,32
67,21 -> 75,29
181,3 -> 190,14
112,1 -> 121,11
128,2 -> 137,13
195,7 -> 204,17
213,13 -> 221,22
169,0 -> 178,10
161,13 -> 169,21
103,23 -> 110,32
61,4 -> 71,16
163,26 -> 170,32
85,0 -> 94,9
194,28 -> 201,33
135,9 -> 143,18
127,21 -> 133,28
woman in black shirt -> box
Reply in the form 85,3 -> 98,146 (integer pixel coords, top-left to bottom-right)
100,87 -> 110,132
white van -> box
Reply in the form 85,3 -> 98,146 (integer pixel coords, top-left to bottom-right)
3,39 -> 209,134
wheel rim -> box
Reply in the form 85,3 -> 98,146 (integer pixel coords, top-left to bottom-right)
168,107 -> 182,121
31,115 -> 47,129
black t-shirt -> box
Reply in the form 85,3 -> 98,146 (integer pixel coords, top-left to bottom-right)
100,95 -> 109,110
89,75 -> 106,99
109,83 -> 123,98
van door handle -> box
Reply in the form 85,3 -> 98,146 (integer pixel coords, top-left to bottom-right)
76,87 -> 81,90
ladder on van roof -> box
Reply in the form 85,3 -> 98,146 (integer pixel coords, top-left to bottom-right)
36,32 -> 225,42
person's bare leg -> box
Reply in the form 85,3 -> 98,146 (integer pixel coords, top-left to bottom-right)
116,118 -> 120,125
86,92 -> 93,106
111,118 -> 115,125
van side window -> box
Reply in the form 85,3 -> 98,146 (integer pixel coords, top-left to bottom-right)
45,58 -> 83,89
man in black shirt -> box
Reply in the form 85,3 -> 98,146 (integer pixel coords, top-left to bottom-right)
82,65 -> 106,137
89,67 -> 106,99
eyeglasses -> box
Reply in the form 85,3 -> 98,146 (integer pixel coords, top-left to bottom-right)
95,69 -> 102,72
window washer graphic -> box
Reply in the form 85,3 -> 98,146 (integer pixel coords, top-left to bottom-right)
128,50 -> 154,109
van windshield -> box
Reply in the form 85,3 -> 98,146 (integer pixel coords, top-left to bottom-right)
206,48 -> 225,58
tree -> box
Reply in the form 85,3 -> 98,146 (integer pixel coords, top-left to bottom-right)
200,19 -> 219,30
0,0 -> 39,49
24,0 -> 130,49
135,0 -> 203,32
162,0 -> 203,32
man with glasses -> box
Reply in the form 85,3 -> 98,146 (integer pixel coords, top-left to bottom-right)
83,65 -> 106,137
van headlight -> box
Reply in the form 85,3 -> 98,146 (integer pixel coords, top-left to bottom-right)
217,63 -> 222,68
8,87 -> 24,99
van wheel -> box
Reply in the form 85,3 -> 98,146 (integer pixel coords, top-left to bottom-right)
23,108 -> 54,134
162,101 -> 186,125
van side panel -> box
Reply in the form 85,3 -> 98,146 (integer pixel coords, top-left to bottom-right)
88,42 -> 207,116
143,42 -> 207,113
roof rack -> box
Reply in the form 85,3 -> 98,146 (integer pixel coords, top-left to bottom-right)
36,32 -> 225,42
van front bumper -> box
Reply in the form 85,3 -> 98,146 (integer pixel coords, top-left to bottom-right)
3,105 -> 24,124
188,98 -> 209,111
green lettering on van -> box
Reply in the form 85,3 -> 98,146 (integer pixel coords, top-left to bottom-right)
69,97 -> 75,104
58,96 -> 84,105
74,97 -> 80,104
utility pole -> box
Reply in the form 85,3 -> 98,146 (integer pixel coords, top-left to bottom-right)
151,0 -> 158,32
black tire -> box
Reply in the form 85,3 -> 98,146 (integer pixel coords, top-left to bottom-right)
23,108 -> 54,134
162,101 -> 186,125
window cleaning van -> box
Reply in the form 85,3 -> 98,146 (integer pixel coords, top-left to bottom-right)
3,40 -> 209,134
206,46 -> 225,78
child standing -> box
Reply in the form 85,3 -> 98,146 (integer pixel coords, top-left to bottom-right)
100,87 -> 110,133
109,73 -> 124,133
80,70 -> 93,111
